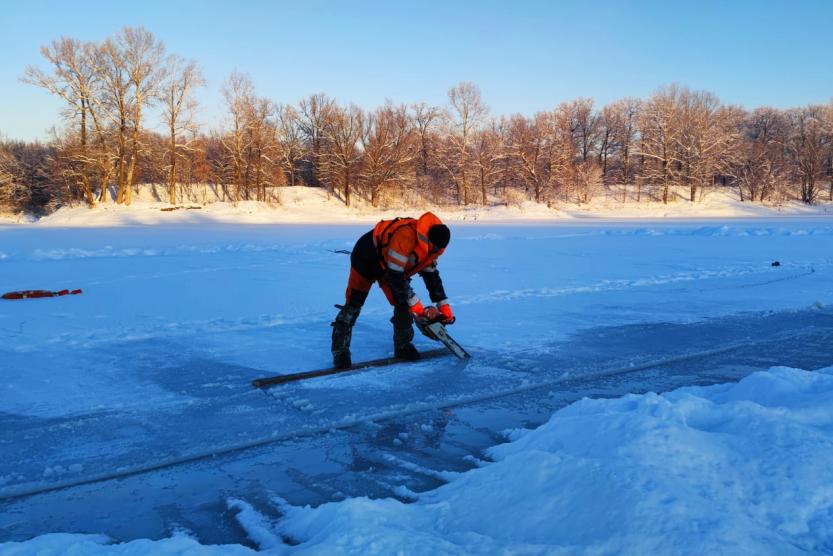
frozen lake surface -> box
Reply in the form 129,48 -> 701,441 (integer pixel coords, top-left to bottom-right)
1,218 -> 832,551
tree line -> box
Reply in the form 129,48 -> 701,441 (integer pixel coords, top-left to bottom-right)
1,26 -> 832,215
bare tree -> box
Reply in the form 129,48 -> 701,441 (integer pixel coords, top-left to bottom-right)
221,71 -> 255,202
573,159 -> 603,204
828,102 -> 833,201
552,103 -> 581,203
0,141 -> 57,213
0,144 -> 26,211
275,105 -> 305,187
615,98 -> 642,200
637,85 -> 684,203
321,103 -> 364,206
786,106 -> 830,204
472,119 -> 505,204
361,103 -> 415,206
597,103 -> 621,183
23,38 -> 98,205
737,108 -> 788,202
441,82 -> 488,204
674,89 -> 740,202
411,102 -> 441,176
117,27 -> 167,205
507,112 -> 559,203
162,56 -> 204,204
245,96 -> 277,201
85,44 -> 118,205
567,98 -> 599,162
298,93 -> 335,188
96,38 -> 133,204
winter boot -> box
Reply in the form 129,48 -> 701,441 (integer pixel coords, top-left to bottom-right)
331,304 -> 360,369
392,304 -> 420,361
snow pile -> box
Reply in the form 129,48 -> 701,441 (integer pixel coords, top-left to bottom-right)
265,364 -> 833,554
0,533 -> 256,555
0,212 -> 35,224
5,364 -> 833,554
563,189 -> 833,219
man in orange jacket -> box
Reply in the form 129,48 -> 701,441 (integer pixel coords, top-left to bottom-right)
332,211 -> 455,369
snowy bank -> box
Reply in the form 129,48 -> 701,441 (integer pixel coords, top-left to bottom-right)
4,364 -> 833,554
3,186 -> 832,227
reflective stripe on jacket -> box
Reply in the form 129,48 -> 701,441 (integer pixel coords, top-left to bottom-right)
372,212 -> 446,277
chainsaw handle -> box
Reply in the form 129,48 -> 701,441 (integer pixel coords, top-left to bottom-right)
419,314 -> 445,326
418,305 -> 445,325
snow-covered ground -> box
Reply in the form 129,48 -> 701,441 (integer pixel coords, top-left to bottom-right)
3,185 -> 832,227
1,203 -> 832,554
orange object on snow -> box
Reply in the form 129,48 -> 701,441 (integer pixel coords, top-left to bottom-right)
2,289 -> 83,300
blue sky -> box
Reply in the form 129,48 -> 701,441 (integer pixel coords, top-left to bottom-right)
1,0 -> 831,141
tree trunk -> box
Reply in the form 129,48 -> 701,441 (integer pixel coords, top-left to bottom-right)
116,117 -> 126,204
481,167 -> 487,205
79,101 -> 94,206
98,163 -> 112,204
344,169 -> 351,207
125,102 -> 142,207
622,154 -> 629,203
243,150 -> 251,201
602,151 -> 608,181
254,148 -> 261,201
169,120 -> 177,205
125,152 -> 136,206
234,152 -> 241,203
803,175 -> 816,204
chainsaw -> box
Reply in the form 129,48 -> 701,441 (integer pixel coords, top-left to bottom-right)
415,306 -> 471,360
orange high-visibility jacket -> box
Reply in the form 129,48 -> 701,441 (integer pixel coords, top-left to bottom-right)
372,212 -> 448,307
372,212 -> 446,276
